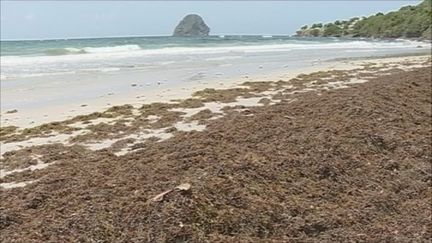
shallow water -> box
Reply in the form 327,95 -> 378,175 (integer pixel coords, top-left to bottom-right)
0,36 -> 430,116
1,36 -> 429,80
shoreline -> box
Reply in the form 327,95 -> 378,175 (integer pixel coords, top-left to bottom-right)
0,53 -> 429,159
328,50 -> 431,61
2,52 -> 430,129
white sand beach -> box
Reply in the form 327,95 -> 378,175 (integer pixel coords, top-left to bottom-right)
2,51 -> 430,129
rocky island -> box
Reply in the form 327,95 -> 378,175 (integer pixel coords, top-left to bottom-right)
173,14 -> 210,37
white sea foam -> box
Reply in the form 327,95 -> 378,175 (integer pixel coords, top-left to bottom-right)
83,44 -> 142,53
205,56 -> 243,61
0,40 -> 429,79
2,40 -> 427,64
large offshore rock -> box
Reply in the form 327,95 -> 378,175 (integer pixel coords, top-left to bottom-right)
173,14 -> 210,37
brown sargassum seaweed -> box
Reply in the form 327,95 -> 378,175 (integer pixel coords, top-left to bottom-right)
0,64 -> 431,242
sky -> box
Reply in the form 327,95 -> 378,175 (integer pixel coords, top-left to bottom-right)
0,1 -> 421,40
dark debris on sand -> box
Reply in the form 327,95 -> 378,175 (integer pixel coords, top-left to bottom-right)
1,67 -> 431,242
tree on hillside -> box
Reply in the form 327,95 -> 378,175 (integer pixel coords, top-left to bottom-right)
323,24 -> 343,37
313,23 -> 324,29
309,28 -> 321,37
349,17 -> 360,23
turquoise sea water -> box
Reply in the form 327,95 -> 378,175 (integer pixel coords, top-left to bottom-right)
0,35 -> 429,80
0,35 -> 424,57
0,36 -> 356,56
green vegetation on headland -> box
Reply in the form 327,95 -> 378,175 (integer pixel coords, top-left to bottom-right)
296,0 -> 432,39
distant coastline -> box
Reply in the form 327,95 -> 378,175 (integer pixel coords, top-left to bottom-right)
295,0 -> 432,40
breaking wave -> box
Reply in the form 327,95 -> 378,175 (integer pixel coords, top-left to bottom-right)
1,38 -> 429,80
44,44 -> 142,56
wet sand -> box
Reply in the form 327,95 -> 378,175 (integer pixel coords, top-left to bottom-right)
1,54 -> 429,128
0,55 -> 431,241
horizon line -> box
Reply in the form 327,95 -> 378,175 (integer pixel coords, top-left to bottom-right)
0,33 -> 296,41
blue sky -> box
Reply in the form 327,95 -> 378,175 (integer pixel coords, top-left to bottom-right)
0,1 -> 421,40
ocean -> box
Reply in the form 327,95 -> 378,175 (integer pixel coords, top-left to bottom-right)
0,35 -> 429,80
